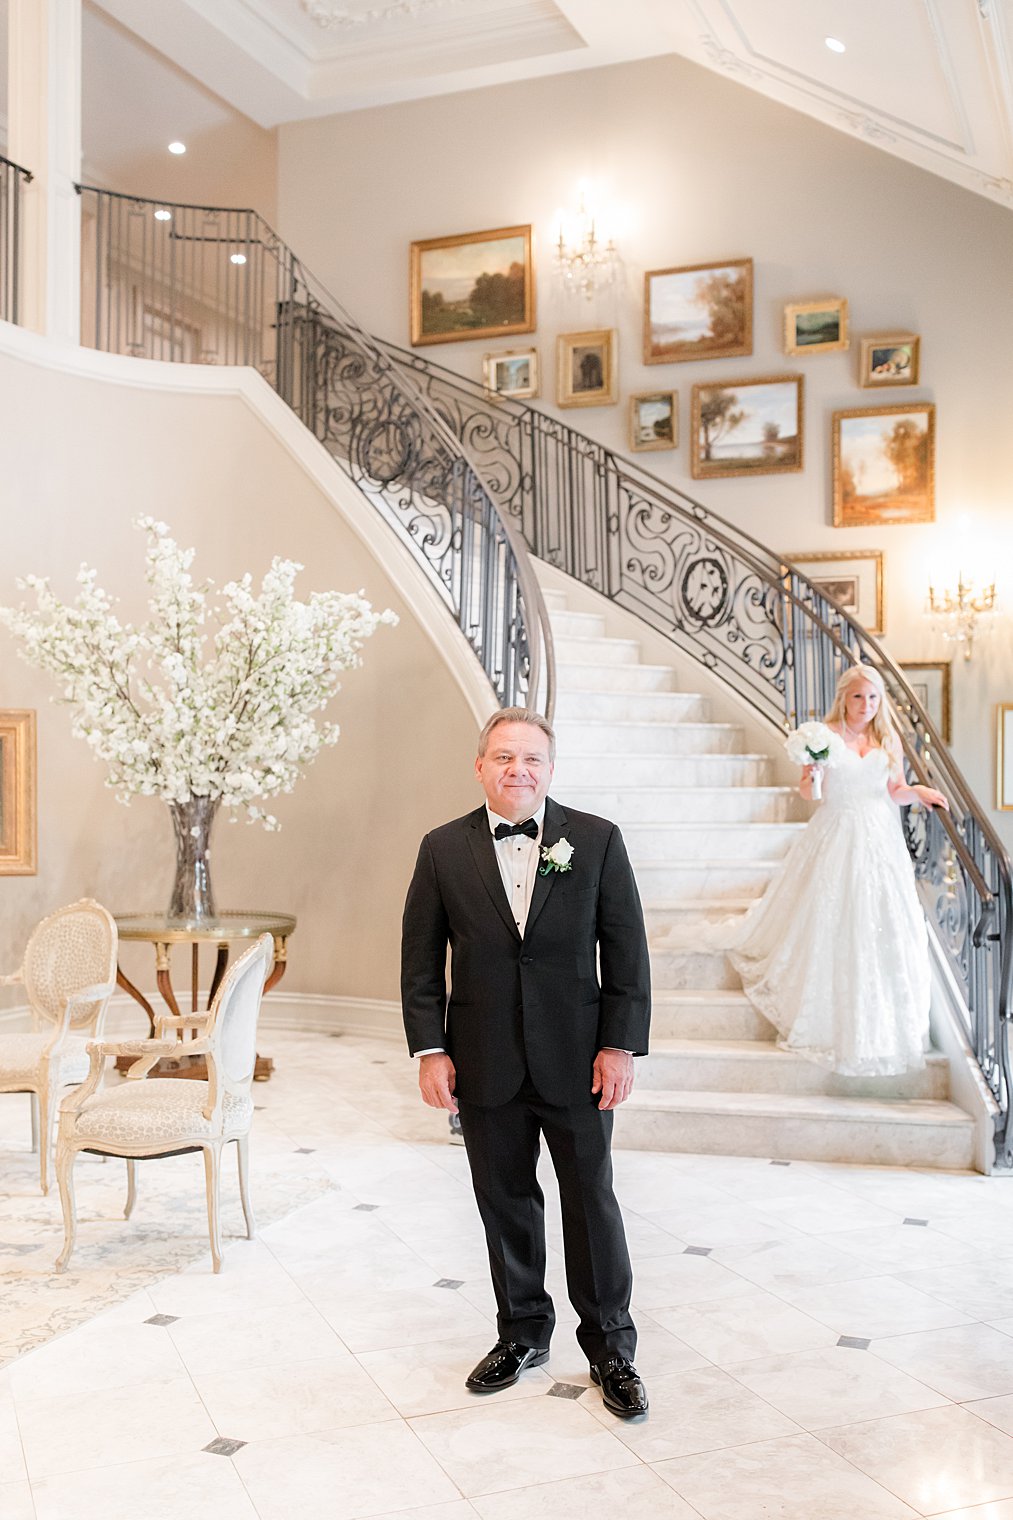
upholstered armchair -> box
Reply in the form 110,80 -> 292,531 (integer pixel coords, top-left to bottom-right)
0,899 -> 118,1193
55,932 -> 274,1275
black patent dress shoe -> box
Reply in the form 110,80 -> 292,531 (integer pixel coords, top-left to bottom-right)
590,1358 -> 649,1416
465,1340 -> 550,1391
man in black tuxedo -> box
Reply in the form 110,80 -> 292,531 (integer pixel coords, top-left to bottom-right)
401,707 -> 651,1416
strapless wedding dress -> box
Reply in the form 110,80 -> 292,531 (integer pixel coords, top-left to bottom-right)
726,746 -> 929,1075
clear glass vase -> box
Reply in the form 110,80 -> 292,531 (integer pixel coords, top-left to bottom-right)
167,797 -> 220,923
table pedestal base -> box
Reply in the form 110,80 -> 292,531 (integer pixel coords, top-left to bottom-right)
115,1052 -> 275,1081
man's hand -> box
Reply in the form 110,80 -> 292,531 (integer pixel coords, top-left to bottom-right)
592,1049 -> 634,1110
418,1052 -> 458,1114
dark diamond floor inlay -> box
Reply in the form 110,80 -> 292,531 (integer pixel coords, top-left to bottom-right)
354,1203 -> 379,1211
144,1313 -> 178,1326
838,1335 -> 871,1350
204,1438 -> 247,1457
903,1217 -> 929,1226
548,1382 -> 585,1400
294,1147 -> 316,1154
684,1245 -> 712,1256
769,1160 -> 791,1167
434,1278 -> 464,1290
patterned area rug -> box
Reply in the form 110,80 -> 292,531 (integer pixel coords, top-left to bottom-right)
0,1128 -> 333,1367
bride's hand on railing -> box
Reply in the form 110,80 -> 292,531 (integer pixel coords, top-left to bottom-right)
914,785 -> 950,811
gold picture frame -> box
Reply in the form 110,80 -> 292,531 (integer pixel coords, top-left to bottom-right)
999,706 -> 1013,810
557,329 -> 617,409
901,661 -> 952,744
860,334 -> 920,388
409,224 -> 535,347
0,709 -> 37,875
644,258 -> 753,365
629,391 -> 677,452
784,297 -> 849,356
483,348 -> 539,399
832,403 -> 935,527
691,374 -> 804,480
786,549 -> 884,635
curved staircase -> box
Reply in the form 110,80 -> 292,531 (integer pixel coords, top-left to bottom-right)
544,582 -> 977,1170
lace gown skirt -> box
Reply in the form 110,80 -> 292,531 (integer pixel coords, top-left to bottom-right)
729,748 -> 929,1075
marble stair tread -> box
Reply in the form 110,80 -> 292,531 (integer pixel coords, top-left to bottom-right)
565,786 -> 801,823
614,1089 -> 976,1168
632,861 -> 780,901
642,1039 -> 951,1100
549,611 -> 607,638
555,660 -> 678,691
556,756 -> 774,788
650,991 -> 772,1041
552,634 -> 643,664
624,821 -> 804,861
553,690 -> 710,721
554,719 -> 744,755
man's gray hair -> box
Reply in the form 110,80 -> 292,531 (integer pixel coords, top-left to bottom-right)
477,708 -> 556,762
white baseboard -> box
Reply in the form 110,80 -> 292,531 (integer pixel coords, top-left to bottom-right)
0,993 -> 404,1043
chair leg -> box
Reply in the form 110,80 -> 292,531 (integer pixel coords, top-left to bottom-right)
30,1091 -> 39,1153
236,1134 -> 256,1240
203,1144 -> 223,1273
37,1084 -> 54,1195
55,1134 -> 78,1273
124,1158 -> 137,1220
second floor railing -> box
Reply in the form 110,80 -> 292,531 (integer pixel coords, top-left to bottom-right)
0,154 -> 33,326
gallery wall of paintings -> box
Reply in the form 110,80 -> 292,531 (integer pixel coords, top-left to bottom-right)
277,48 -> 1013,835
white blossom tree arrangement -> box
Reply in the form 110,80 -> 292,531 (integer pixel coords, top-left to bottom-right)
0,517 -> 397,920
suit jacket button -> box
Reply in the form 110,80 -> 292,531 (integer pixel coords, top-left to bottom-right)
520,954 -> 533,965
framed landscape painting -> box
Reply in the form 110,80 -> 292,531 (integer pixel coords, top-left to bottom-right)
410,225 -> 534,347
644,258 -> 753,364
832,403 -> 935,526
557,329 -> 617,408
860,334 -> 920,387
784,297 -> 848,356
786,549 -> 884,635
0,709 -> 37,875
901,661 -> 952,744
691,374 -> 803,480
483,348 -> 539,399
999,706 -> 1013,810
629,391 -> 677,452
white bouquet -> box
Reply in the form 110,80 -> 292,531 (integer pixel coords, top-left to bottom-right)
784,721 -> 839,800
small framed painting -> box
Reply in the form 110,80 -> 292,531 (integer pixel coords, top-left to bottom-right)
0,709 -> 37,875
784,297 -> 849,356
860,334 -> 920,388
691,374 -> 803,480
998,706 -> 1013,809
644,258 -> 752,365
557,329 -> 617,408
409,224 -> 535,347
629,391 -> 677,452
786,550 -> 884,635
483,348 -> 539,399
832,403 -> 935,526
901,661 -> 952,744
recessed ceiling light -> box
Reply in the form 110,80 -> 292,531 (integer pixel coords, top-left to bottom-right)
154,208 -> 172,221
230,253 -> 247,265
168,141 -> 186,155
825,36 -> 846,53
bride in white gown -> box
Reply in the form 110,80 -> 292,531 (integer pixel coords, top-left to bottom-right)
727,665 -> 949,1076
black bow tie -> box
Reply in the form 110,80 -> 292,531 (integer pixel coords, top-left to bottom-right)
494,819 -> 538,840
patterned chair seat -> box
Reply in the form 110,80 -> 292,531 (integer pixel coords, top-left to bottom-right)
0,1032 -> 91,1087
74,1080 -> 254,1148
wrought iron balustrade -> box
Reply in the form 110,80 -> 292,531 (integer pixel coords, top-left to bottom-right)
0,154 -> 32,326
76,184 -> 551,715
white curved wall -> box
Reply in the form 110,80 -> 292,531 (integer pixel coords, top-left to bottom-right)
0,327 -> 489,1010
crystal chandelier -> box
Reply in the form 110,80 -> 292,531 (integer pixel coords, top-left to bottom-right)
554,191 -> 620,301
926,573 -> 997,660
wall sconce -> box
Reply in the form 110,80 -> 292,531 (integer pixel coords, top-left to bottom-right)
926,572 -> 997,660
554,188 -> 620,301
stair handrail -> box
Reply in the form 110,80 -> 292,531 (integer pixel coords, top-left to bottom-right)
74,183 -> 553,718
0,152 -> 33,327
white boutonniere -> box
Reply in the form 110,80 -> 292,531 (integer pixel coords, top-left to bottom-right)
539,837 -> 574,875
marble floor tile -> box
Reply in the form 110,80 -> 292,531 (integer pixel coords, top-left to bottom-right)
355,1335 -> 553,1417
895,1258 -> 1013,1322
818,1403 -> 1013,1514
785,1274 -> 976,1338
965,1394 -> 1013,1439
646,1201 -> 809,1248
925,1503 -> 1013,1519
145,1239 -> 306,1317
624,1310 -> 711,1377
408,1396 -> 638,1497
192,1353 -> 399,1438
316,1283 -> 493,1353
9,1318 -> 187,1401
831,1223 -> 983,1272
871,1323 -> 1013,1401
751,1186 -> 903,1235
0,1481 -> 35,1520
17,1375 -> 217,1480
368,1507 -> 480,1520
653,1287 -> 838,1365
233,1423 -> 463,1518
629,1249 -> 756,1310
615,1211 -> 688,1258
725,1343 -> 947,1430
0,1372 -> 28,1484
167,1299 -> 348,1375
709,1234 -> 875,1293
31,1451 -> 261,1520
472,1465 -> 701,1520
653,1430 -> 919,1519
584,1364 -> 800,1462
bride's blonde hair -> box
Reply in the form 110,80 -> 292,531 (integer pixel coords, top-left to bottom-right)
825,664 -> 902,773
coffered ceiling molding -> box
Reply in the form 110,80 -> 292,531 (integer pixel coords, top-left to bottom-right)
301,0 -> 467,29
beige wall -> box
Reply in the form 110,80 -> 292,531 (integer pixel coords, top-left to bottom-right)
0,352 -> 478,1003
277,52 -> 1013,853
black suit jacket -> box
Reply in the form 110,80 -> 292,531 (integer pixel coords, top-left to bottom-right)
401,797 -> 651,1107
